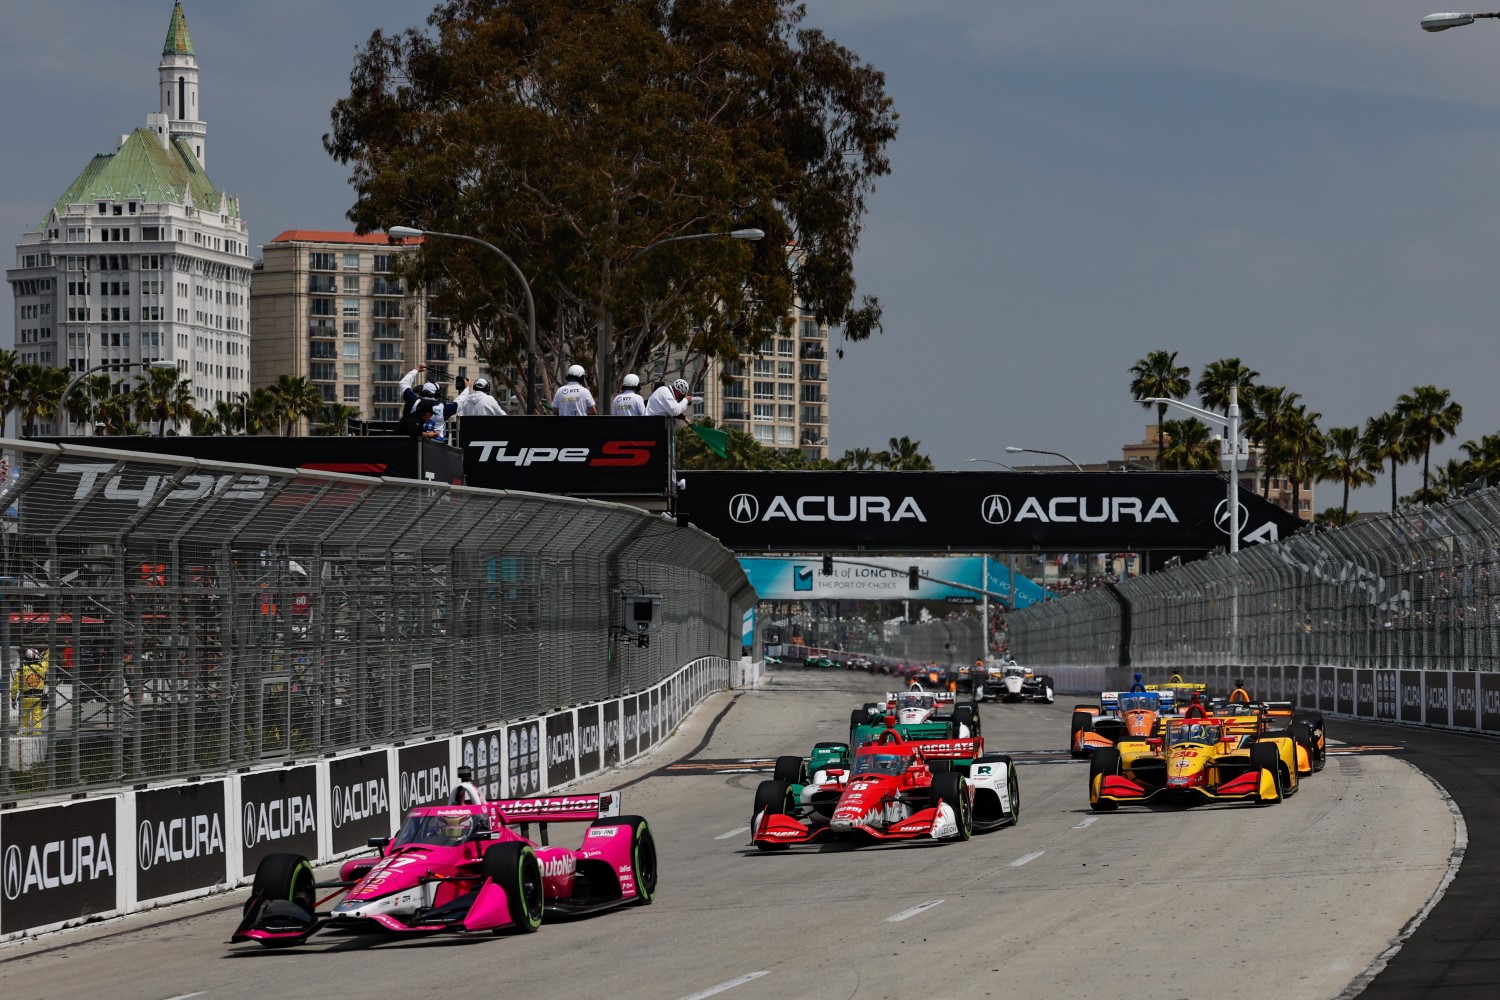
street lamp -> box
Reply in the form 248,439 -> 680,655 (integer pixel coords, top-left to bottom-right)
1421,11 -> 1500,31
965,457 -> 1018,471
387,225 -> 539,416
58,359 -> 176,434
1135,388 -> 1244,554
1004,445 -> 1084,472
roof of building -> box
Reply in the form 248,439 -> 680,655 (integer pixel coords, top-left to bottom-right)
39,128 -> 235,229
268,230 -> 421,246
163,1 -> 194,56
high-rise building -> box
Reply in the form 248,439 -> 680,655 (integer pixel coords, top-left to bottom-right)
250,232 -> 481,425
5,1 -> 251,433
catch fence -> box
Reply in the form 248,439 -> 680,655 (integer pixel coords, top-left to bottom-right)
1008,486 -> 1500,677
0,439 -> 752,800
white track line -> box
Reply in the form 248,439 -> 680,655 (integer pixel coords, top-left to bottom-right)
715,826 -> 750,840
1008,851 -> 1045,867
1073,816 -> 1099,830
675,971 -> 770,1000
163,994 -> 205,1000
885,899 -> 945,922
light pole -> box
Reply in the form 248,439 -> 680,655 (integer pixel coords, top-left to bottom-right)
58,360 -> 176,434
619,228 -> 765,397
1004,445 -> 1084,472
1139,386 -> 1246,667
1421,11 -> 1500,31
387,225 -> 539,416
965,457 -> 1018,471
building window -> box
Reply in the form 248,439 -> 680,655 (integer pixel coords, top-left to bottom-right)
776,426 -> 794,446
373,300 -> 403,318
753,359 -> 774,376
376,363 -> 402,382
343,275 -> 360,293
343,363 -> 361,380
425,343 -> 449,362
777,338 -> 794,356
373,321 -> 401,339
308,275 -> 336,293
342,298 -> 360,317
343,320 -> 361,338
373,253 -> 394,273
310,298 -> 335,316
310,363 -> 335,381
752,380 -> 774,399
777,383 -> 794,400
342,343 -> 360,360
753,425 -> 774,444
777,361 -> 794,377
342,253 -> 360,271
309,252 -> 336,271
343,385 -> 360,403
373,385 -> 399,403
310,341 -> 336,359
374,343 -> 402,360
753,403 -> 775,421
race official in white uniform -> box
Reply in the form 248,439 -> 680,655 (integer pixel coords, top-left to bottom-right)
454,376 -> 506,417
552,364 -> 597,416
610,373 -> 648,415
646,378 -> 693,419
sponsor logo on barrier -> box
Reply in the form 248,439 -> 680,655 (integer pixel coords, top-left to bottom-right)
981,494 -> 1179,526
58,463 -> 272,506
332,779 -> 389,828
1483,689 -> 1500,715
1402,684 -> 1422,709
1428,685 -> 1448,711
400,767 -> 446,811
1455,684 -> 1476,713
138,815 -> 222,871
3,836 -> 113,902
243,795 -> 315,849
728,494 -> 926,524
467,440 -> 655,467
549,732 -> 574,767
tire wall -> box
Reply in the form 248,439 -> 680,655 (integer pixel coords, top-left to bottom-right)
0,655 -> 737,942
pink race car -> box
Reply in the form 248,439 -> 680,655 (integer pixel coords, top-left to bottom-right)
232,778 -> 656,948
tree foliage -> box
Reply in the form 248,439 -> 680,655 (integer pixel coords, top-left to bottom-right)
325,0 -> 898,400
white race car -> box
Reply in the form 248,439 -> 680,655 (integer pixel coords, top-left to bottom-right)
967,752 -> 1021,831
994,664 -> 1055,704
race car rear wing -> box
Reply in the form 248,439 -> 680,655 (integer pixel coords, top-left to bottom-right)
491,791 -> 622,825
910,737 -> 983,760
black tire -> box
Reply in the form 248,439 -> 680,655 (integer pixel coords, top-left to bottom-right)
752,780 -> 794,852
246,852 -> 315,917
614,815 -> 657,905
1039,676 -> 1056,704
1089,747 -> 1122,811
952,704 -> 978,737
481,842 -> 544,932
850,707 -> 871,729
1069,710 -> 1093,757
773,755 -> 806,784
1249,742 -> 1284,804
1007,766 -> 1021,826
930,771 -> 972,841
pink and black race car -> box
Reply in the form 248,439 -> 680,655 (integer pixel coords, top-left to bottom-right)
232,779 -> 655,948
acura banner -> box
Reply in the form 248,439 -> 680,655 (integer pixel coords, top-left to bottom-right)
460,416 -> 672,495
679,471 -> 1305,551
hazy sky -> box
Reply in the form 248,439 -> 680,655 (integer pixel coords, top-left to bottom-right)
4,2 -> 1497,513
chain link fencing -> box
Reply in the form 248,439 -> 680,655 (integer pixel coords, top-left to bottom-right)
0,439 -> 753,800
1007,487 -> 1500,679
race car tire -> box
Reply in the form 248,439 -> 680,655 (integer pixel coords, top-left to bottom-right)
1089,747 -> 1121,811
1039,677 -> 1056,704
1069,711 -> 1094,758
616,816 -> 658,905
774,755 -> 807,785
930,771 -> 972,841
952,704 -> 979,738
1290,722 -> 1317,775
246,852 -> 315,919
481,842 -> 544,932
1249,742 -> 1285,805
851,707 -> 871,729
753,780 -> 794,851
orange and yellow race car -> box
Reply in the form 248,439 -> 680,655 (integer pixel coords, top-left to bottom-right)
1088,715 -> 1301,810
1069,690 -> 1175,758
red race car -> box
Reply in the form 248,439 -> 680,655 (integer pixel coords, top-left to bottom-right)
233,778 -> 656,948
751,727 -> 980,849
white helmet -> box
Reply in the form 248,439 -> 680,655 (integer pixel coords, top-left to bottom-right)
671,378 -> 690,394
622,374 -> 640,389
567,364 -> 585,380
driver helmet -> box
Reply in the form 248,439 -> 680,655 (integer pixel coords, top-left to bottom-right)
623,373 -> 640,388
567,364 -> 586,380
439,814 -> 473,845
22,647 -> 41,663
671,378 -> 690,395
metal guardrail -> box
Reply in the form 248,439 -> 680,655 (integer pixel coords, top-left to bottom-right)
1008,486 -> 1500,676
0,439 -> 753,800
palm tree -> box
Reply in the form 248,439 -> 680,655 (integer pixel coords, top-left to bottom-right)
1318,426 -> 1378,523
213,398 -> 245,435
94,392 -> 141,435
1195,357 -> 1260,418
1396,385 -> 1463,495
62,373 -> 112,433
313,403 -> 362,436
190,410 -> 221,436
0,349 -> 21,434
1243,385 -> 1301,500
18,365 -> 70,437
268,375 -> 326,435
1158,418 -> 1219,470
133,366 -> 197,435
1364,410 -> 1410,511
884,436 -> 934,471
1460,433 -> 1500,489
1282,404 -> 1324,518
1129,350 -> 1191,465
837,447 -> 882,471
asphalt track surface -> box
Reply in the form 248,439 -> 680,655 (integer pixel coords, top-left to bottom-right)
0,668 -> 1476,1000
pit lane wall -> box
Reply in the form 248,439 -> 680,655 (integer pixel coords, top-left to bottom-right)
0,655 -> 746,941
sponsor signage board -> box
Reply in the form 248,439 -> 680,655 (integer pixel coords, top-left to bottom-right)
680,471 -> 1303,551
604,700 -> 621,768
460,416 -> 672,495
545,711 -> 577,788
1481,672 -> 1500,734
1356,669 -> 1375,718
240,766 -> 318,874
398,741 -> 453,812
135,782 -> 226,902
577,705 -> 602,777
624,695 -> 640,760
460,729 -> 505,803
1399,670 -> 1423,724
1424,671 -> 1452,728
329,751 -> 392,854
507,720 -> 542,797
1,798 -> 117,935
1375,670 -> 1398,720
1453,672 -> 1478,731
1336,668 -> 1354,716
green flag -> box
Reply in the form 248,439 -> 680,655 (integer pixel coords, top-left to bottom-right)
690,422 -> 729,460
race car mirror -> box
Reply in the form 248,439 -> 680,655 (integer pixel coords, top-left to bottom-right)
366,837 -> 390,850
